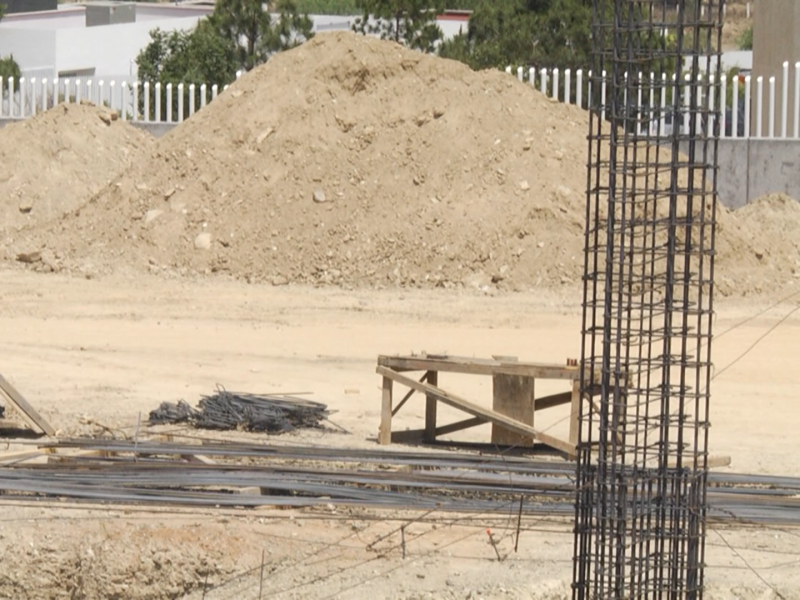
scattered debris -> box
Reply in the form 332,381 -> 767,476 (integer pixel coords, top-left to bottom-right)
149,388 -> 331,433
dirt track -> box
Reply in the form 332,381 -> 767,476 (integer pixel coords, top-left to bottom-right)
0,269 -> 798,599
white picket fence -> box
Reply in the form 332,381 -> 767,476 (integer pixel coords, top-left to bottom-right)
2,62 -> 800,140
0,71 -> 244,124
506,62 -> 800,140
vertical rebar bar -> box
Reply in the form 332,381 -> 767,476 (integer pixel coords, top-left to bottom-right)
573,1 -> 723,599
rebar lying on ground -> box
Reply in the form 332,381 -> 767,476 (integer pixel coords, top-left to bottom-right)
149,388 -> 331,433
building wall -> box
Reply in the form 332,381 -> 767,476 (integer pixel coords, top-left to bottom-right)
0,7 -> 85,29
752,0 -> 800,136
0,28 -> 55,74
55,16 -> 203,79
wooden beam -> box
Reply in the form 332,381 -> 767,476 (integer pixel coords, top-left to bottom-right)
435,416 -> 486,437
0,372 -> 55,436
391,371 -> 428,417
569,380 -> 581,452
377,366 -> 575,455
378,355 -> 586,380
0,419 -> 27,430
0,449 -> 42,464
492,374 -> 534,447
379,376 -> 393,445
391,429 -> 425,444
424,371 -> 438,443
534,391 -> 573,411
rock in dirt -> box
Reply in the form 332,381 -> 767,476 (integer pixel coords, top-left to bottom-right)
194,233 -> 212,250
16,250 -> 41,264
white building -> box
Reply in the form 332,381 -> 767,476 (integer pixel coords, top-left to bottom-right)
0,2 -> 213,81
0,3 -> 467,82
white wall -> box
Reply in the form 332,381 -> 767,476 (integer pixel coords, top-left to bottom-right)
55,16 -> 204,78
0,7 -> 85,30
0,28 -> 56,74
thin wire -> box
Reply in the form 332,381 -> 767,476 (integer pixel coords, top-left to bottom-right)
712,304 -> 800,381
708,526 -> 788,600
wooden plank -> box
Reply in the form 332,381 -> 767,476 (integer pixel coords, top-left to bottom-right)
534,391 -> 573,411
491,374 -> 534,447
0,418 -> 27,430
0,372 -> 55,436
377,366 -> 575,455
435,416 -> 486,437
0,449 -> 42,464
424,371 -> 438,443
391,429 -> 425,444
391,372 -> 428,417
379,376 -> 393,445
378,355 -> 584,380
569,380 -> 582,451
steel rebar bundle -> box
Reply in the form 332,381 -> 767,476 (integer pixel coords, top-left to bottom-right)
149,389 -> 331,433
573,2 -> 723,599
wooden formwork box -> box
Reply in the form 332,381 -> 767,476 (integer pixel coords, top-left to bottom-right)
376,354 -> 590,457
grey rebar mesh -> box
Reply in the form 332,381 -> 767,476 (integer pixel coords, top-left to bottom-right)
573,1 -> 723,599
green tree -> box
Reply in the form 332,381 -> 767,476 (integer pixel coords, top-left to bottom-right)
439,0 -> 591,71
737,25 -> 753,51
353,0 -> 446,53
211,0 -> 313,70
136,22 -> 239,120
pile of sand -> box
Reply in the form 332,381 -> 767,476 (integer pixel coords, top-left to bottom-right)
7,33 -> 800,296
17,32 -> 590,289
0,103 -> 153,231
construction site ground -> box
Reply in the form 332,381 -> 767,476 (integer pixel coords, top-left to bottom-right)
0,268 -> 797,599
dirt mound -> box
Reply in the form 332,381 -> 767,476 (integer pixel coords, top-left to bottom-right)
6,32 -> 798,296
16,32 -> 589,289
0,103 -> 153,231
715,193 -> 800,292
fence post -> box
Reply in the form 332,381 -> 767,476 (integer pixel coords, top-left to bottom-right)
731,75 -> 739,139
144,81 -> 150,122
516,66 -> 523,82
236,70 -> 243,80
132,82 -> 139,121
682,73 -> 690,134
553,68 -> 559,99
756,76 -> 763,137
565,69 -> 571,105
52,77 -> 59,108
20,77 -> 27,117
223,84 -> 230,92
744,76 -> 751,138
781,61 -> 789,138
577,69 -> 583,108
87,80 -> 93,106
529,67 -> 535,89
30,77 -> 37,116
212,84 -> 219,100
200,83 -> 207,108
155,82 -> 162,122
41,78 -> 48,113
76,78 -> 82,104
99,81 -> 105,109
769,76 -> 776,138
110,81 -> 116,113
720,74 -> 727,138
8,77 -> 15,117
660,73 -> 667,136
63,79 -> 70,104
795,63 -> 800,139
635,72 -> 642,133
166,83 -> 173,123
178,83 -> 184,123
121,82 -> 127,121
540,68 -> 547,96
0,77 -> 4,118
189,83 -> 196,116
601,70 -> 607,122
505,65 -> 511,76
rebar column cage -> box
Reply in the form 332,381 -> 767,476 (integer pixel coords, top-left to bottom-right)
573,1 -> 723,599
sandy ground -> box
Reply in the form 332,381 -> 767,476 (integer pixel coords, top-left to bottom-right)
0,268 -> 798,599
